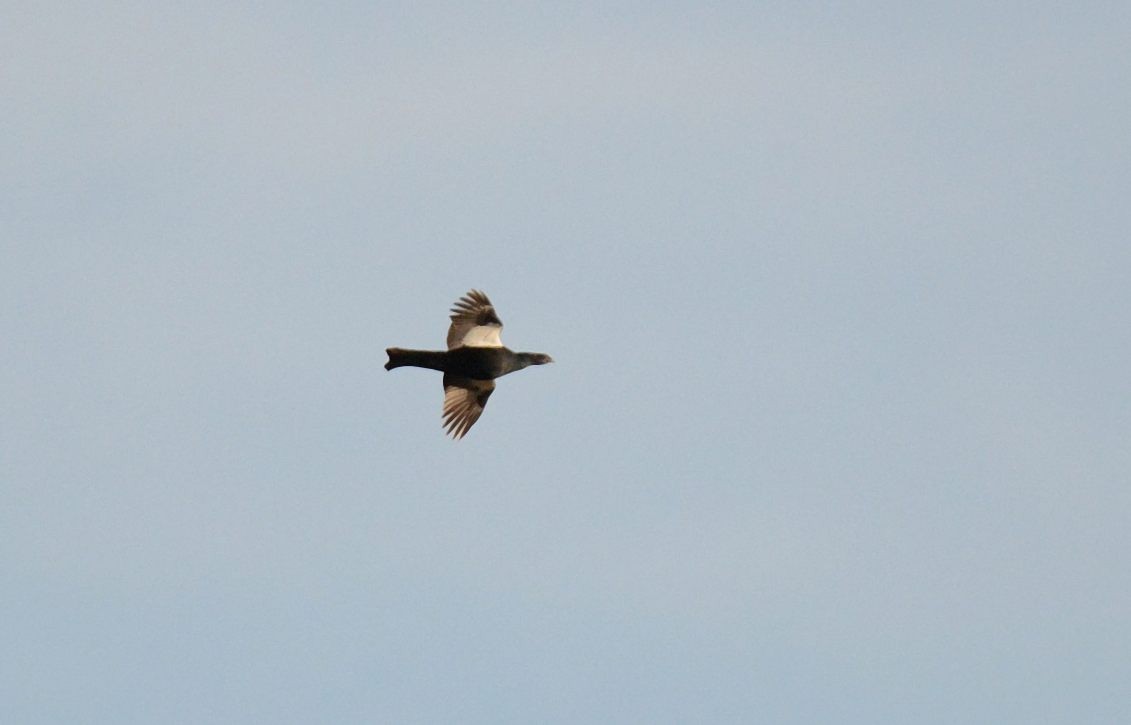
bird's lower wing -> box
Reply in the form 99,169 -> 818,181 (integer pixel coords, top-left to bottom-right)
442,375 -> 496,439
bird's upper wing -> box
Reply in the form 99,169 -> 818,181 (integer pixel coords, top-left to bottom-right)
442,375 -> 495,439
447,290 -> 503,349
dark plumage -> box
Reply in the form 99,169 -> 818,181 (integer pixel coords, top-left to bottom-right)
385,290 -> 553,439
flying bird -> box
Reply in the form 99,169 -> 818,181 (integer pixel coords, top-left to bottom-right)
385,290 -> 554,439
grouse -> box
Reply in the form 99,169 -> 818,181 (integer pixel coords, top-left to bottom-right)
385,290 -> 553,439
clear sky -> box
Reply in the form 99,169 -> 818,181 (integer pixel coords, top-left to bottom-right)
3,3 -> 1129,723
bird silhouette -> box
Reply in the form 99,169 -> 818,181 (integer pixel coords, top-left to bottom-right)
385,290 -> 553,438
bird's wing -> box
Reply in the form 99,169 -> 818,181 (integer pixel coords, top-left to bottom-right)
442,375 -> 496,439
447,289 -> 503,349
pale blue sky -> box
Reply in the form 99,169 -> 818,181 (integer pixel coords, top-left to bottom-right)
3,3 -> 1130,723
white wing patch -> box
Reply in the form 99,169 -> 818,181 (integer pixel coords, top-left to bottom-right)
458,324 -> 503,348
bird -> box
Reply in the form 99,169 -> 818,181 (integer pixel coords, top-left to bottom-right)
385,290 -> 553,439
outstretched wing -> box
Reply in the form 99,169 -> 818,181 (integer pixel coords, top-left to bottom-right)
442,375 -> 496,439
447,289 -> 503,350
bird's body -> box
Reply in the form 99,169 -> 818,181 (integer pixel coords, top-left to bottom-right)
385,345 -> 545,380
385,290 -> 553,439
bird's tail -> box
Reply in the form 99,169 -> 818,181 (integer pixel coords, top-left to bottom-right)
385,348 -> 447,372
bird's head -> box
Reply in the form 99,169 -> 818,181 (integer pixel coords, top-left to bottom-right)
523,352 -> 554,366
